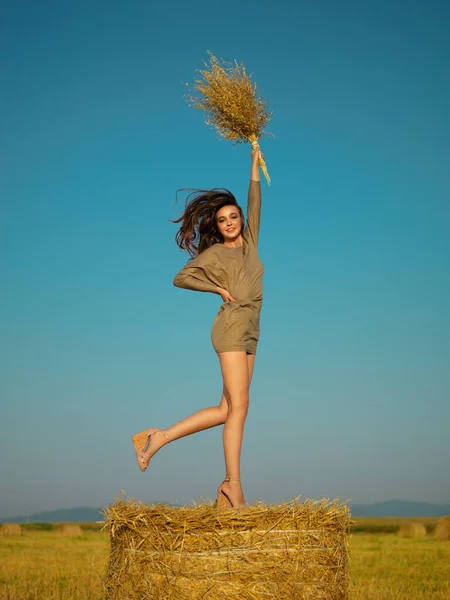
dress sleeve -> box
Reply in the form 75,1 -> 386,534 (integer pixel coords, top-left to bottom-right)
244,180 -> 261,247
173,246 -> 219,294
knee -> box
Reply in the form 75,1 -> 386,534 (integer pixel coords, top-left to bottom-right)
228,392 -> 249,418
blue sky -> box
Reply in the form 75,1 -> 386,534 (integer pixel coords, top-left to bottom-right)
1,0 -> 449,518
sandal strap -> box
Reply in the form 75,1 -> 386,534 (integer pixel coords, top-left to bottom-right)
141,430 -> 170,452
149,430 -> 170,442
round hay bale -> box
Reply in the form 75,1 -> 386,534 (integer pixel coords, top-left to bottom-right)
398,521 -> 427,537
104,497 -> 351,600
435,516 -> 450,541
56,524 -> 82,537
0,524 -> 21,537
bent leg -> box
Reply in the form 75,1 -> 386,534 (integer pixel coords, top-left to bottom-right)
134,353 -> 256,471
164,394 -> 228,441
161,353 -> 254,446
140,393 -> 229,462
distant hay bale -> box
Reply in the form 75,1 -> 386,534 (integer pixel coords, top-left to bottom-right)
398,522 -> 427,537
435,516 -> 450,541
56,524 -> 82,537
0,524 -> 21,537
104,497 -> 351,600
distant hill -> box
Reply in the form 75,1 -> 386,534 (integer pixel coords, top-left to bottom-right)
1,500 -> 450,523
350,500 -> 450,517
1,507 -> 104,524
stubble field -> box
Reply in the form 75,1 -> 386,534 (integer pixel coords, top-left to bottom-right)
0,518 -> 449,599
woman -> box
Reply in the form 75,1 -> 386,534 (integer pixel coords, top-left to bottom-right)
132,145 -> 264,509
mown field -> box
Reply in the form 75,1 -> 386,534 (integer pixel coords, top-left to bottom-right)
0,518 -> 449,599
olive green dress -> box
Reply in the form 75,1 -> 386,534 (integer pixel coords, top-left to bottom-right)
173,180 -> 263,354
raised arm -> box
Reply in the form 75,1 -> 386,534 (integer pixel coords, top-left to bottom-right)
244,145 -> 262,246
251,145 -> 260,183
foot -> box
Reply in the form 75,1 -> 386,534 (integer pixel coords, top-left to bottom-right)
219,479 -> 245,509
133,429 -> 170,471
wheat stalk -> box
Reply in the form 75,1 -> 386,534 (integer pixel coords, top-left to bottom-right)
185,52 -> 272,185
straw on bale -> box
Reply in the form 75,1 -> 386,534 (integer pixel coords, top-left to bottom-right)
185,52 -> 272,185
104,497 -> 350,600
398,522 -> 427,537
435,516 -> 450,540
56,524 -> 82,537
0,524 -> 21,537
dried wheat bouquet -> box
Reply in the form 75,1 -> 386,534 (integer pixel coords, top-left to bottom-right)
185,52 -> 272,185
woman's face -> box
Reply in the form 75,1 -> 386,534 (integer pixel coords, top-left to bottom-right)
216,205 -> 243,242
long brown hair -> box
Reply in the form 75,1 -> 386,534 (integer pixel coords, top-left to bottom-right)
172,188 -> 244,258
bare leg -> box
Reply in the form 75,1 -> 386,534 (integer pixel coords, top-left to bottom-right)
165,395 -> 228,440
139,394 -> 229,461
219,352 -> 255,508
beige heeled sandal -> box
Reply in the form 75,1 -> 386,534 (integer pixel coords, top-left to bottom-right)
216,478 -> 242,509
132,428 -> 170,472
